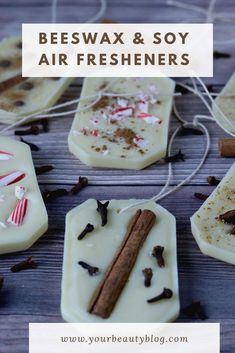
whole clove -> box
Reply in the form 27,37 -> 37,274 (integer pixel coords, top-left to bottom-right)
175,84 -> 189,95
40,118 -> 49,132
194,192 -> 209,201
20,137 -> 39,151
152,246 -> 165,267
147,288 -> 173,303
207,176 -> 220,186
71,176 -> 88,195
0,276 -> 4,291
78,261 -> 99,276
78,223 -> 94,240
142,268 -> 153,287
97,200 -> 109,226
183,301 -> 207,320
219,210 -> 235,225
43,188 -> 68,201
213,50 -> 231,59
35,165 -> 54,175
164,149 -> 185,163
11,256 -> 38,272
179,126 -> 203,136
15,125 -> 40,136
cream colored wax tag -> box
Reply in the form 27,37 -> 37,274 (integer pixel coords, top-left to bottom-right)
61,199 -> 179,322
68,77 -> 175,169
213,72 -> 235,134
0,36 -> 74,124
0,136 -> 48,254
191,163 -> 235,265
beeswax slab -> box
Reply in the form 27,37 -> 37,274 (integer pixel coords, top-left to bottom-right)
191,163 -> 235,264
0,36 -> 73,124
61,199 -> 179,322
213,72 -> 235,134
68,77 -> 175,169
0,136 -> 48,254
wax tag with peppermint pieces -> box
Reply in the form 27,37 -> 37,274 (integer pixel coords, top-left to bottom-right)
69,77 -> 175,169
0,136 -> 48,255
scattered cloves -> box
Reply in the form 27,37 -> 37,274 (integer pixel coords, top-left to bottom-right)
147,288 -> 173,303
78,223 -> 94,240
152,246 -> 165,267
213,50 -> 231,59
35,165 -> 54,175
10,256 -> 38,273
71,176 -> 88,195
194,192 -> 209,201
42,188 -> 68,201
183,301 -> 207,320
164,149 -> 185,163
15,125 -> 40,136
20,137 -> 39,151
97,200 -> 109,226
78,261 -> 99,276
142,268 -> 153,287
219,210 -> 235,225
207,176 -> 220,186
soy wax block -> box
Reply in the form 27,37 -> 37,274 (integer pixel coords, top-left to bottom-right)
0,36 -> 73,124
191,163 -> 235,264
68,77 -> 175,169
0,136 -> 48,254
61,199 -> 179,322
213,72 -> 235,134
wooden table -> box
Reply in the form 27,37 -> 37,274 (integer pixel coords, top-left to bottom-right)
0,1 -> 235,352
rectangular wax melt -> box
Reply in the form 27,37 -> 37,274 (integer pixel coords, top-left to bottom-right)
0,136 -> 48,254
61,199 -> 179,322
68,77 -> 175,169
191,163 -> 235,264
213,72 -> 235,134
0,36 -> 73,124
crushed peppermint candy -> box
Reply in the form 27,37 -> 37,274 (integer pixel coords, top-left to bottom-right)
15,186 -> 26,200
137,112 -> 162,125
0,150 -> 13,161
74,128 -> 100,137
0,171 -> 26,187
110,106 -> 133,120
7,185 -> 28,226
133,134 -> 148,148
8,197 -> 28,226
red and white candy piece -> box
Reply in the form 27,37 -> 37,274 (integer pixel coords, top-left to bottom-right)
0,150 -> 13,161
110,106 -> 133,119
8,186 -> 28,226
73,128 -> 100,137
0,171 -> 25,187
137,112 -> 162,125
8,198 -> 28,226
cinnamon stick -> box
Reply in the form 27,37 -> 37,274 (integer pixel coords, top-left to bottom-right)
219,138 -> 235,157
88,209 -> 156,319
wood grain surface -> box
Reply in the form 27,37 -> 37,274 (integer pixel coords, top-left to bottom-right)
0,1 -> 235,352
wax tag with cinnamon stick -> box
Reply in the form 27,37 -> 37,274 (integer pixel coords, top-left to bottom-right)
88,209 -> 156,318
61,199 -> 179,323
